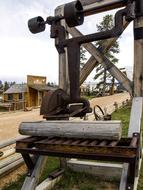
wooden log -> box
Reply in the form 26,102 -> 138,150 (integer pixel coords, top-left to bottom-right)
0,158 -> 24,177
19,121 -> 122,140
0,148 -> 15,160
0,154 -> 22,169
0,136 -> 24,149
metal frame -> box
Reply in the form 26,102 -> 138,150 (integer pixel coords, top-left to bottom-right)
17,0 -> 143,189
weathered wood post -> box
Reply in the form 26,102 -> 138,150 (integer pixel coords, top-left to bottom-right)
55,5 -> 70,168
55,5 -> 69,93
133,0 -> 143,97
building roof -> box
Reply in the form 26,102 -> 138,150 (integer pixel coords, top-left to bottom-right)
4,84 -> 57,94
4,84 -> 28,94
29,84 -> 57,91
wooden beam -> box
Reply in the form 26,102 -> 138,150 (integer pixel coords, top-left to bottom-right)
36,176 -> 62,190
133,17 -> 143,96
55,6 -> 69,93
67,21 -> 129,85
68,27 -> 133,94
19,121 -> 122,140
119,163 -> 129,190
128,97 -> 143,137
21,156 -> 47,190
67,159 -> 122,180
81,0 -> 127,16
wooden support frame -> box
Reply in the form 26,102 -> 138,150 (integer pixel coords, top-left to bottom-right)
21,156 -> 47,190
67,27 -> 133,95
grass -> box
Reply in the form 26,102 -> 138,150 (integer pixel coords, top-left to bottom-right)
2,157 -> 60,190
112,105 -> 131,137
82,95 -> 95,100
2,105 -> 143,190
52,169 -> 118,190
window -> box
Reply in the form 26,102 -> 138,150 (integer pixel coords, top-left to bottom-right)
8,94 -> 13,101
19,93 -> 23,100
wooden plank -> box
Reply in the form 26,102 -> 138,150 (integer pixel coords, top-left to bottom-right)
67,159 -> 122,180
36,176 -> 62,190
80,0 -> 127,16
119,163 -> 129,190
68,27 -> 132,94
19,121 -> 122,140
128,97 -> 143,137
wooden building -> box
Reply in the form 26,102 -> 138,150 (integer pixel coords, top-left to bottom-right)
4,75 -> 56,110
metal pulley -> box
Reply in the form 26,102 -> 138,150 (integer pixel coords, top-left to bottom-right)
64,0 -> 84,27
28,16 -> 46,34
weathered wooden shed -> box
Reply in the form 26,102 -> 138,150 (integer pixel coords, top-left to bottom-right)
3,75 -> 56,110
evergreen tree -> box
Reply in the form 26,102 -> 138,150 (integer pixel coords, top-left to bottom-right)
80,46 -> 87,69
0,80 -> 3,90
4,81 -> 10,91
94,15 -> 120,96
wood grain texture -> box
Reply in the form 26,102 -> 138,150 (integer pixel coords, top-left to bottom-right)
19,121 -> 122,140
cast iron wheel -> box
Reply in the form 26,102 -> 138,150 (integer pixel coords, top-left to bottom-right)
93,105 -> 105,120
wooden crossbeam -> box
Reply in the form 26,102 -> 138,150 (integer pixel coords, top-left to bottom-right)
67,26 -> 133,95
81,0 -> 127,16
67,20 -> 129,84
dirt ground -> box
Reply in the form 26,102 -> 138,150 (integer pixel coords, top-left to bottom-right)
0,92 -> 130,142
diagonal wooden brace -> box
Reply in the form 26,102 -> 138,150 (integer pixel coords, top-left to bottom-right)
21,156 -> 47,190
67,26 -> 133,95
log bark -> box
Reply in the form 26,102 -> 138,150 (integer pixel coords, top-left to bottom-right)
19,121 -> 122,140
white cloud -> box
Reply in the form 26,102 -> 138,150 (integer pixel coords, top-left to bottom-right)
0,37 -> 58,83
0,1 -> 134,84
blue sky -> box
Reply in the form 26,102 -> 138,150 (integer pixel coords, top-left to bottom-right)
0,0 -> 133,83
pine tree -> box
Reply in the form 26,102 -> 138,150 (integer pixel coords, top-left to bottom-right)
4,81 -> 10,91
80,46 -> 87,69
94,15 -> 120,96
0,80 -> 3,90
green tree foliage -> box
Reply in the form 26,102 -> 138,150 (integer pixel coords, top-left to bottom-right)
1,81 -> 16,91
80,46 -> 87,69
94,15 -> 120,96
0,80 -> 3,90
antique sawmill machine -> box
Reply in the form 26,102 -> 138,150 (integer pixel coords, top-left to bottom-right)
16,0 -> 143,190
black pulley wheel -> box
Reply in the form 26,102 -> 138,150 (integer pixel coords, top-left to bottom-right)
28,16 -> 45,34
64,1 -> 84,27
93,105 -> 105,120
